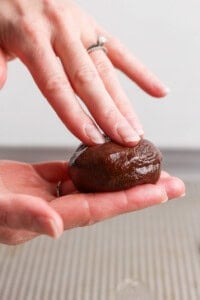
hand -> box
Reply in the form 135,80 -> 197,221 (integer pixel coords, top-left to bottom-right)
0,160 -> 185,245
0,0 -> 168,146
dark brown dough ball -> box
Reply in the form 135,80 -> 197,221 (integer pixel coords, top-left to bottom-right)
68,139 -> 162,193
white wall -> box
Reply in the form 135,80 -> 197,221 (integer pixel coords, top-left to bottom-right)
0,0 -> 199,148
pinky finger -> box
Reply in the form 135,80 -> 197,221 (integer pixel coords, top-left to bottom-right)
99,30 -> 169,97
0,193 -> 63,238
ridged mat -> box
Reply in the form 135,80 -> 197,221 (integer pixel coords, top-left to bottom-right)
0,182 -> 199,300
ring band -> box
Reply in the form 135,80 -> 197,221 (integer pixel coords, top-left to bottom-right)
56,181 -> 62,197
87,35 -> 108,54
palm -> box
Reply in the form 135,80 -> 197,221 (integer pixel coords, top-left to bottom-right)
0,160 -> 185,245
0,160 -> 69,201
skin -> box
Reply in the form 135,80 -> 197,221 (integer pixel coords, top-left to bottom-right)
0,0 -> 169,146
0,160 -> 185,245
0,1 -> 184,245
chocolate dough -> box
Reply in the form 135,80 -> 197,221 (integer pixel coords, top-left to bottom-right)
68,139 -> 162,193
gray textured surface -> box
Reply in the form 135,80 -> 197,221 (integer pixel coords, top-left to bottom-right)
0,182 -> 200,300
0,147 -> 200,181
0,148 -> 200,299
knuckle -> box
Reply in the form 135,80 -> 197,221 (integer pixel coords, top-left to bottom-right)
16,15 -> 48,47
103,107 -> 118,122
81,199 -> 94,226
51,5 -> 66,21
74,65 -> 98,86
102,107 -> 127,134
16,19 -> 46,57
42,0 -> 55,5
17,16 -> 38,38
44,75 -> 71,97
44,0 -> 67,25
95,59 -> 111,76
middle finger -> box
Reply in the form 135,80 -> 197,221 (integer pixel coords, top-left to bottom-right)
54,33 -> 140,146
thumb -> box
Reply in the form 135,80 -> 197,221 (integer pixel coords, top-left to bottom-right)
0,48 -> 7,88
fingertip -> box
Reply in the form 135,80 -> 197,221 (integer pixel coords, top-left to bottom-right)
0,49 -> 7,89
164,176 -> 186,200
0,64 -> 7,89
164,86 -> 171,95
150,85 -> 170,98
84,124 -> 106,145
41,207 -> 64,238
36,214 -> 64,238
48,217 -> 64,238
123,134 -> 141,145
115,123 -> 141,147
170,177 -> 186,199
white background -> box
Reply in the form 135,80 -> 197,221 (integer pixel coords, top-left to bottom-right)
0,0 -> 199,148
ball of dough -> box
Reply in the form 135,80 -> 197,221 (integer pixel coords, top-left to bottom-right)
68,139 -> 162,193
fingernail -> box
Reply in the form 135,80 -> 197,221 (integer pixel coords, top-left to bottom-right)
180,193 -> 186,198
48,219 -> 62,238
35,217 -> 62,238
124,135 -> 140,143
131,124 -> 144,137
153,81 -> 171,97
161,197 -> 168,204
160,191 -> 169,203
85,124 -> 105,144
159,85 -> 170,96
126,116 -> 144,137
117,124 -> 140,144
135,128 -> 144,137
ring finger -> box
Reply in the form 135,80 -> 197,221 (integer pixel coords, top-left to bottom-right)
89,49 -> 144,136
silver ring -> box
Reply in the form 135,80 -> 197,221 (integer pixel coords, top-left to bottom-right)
87,35 -> 108,54
56,181 -> 62,197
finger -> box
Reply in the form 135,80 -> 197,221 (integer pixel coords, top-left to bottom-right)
20,37 -> 104,145
160,170 -> 170,178
0,193 -> 63,238
0,48 -> 7,88
157,173 -> 186,200
0,226 -> 38,245
89,50 -> 144,135
33,161 -> 69,183
98,30 -> 169,98
50,184 -> 168,230
33,161 -> 76,196
54,34 -> 141,146
59,180 -> 77,195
